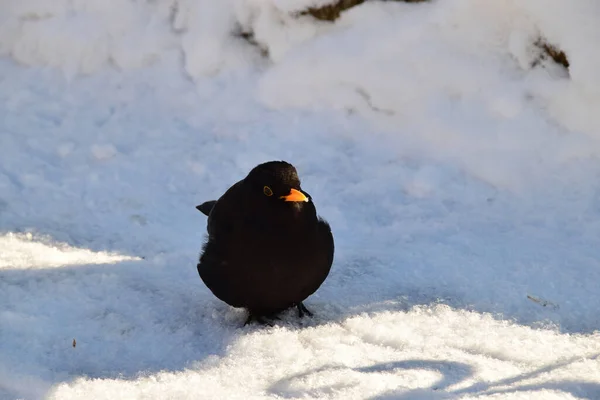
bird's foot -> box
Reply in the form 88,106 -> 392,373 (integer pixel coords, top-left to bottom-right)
297,302 -> 314,318
243,313 -> 280,327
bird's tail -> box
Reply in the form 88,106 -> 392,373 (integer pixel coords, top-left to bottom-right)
196,200 -> 217,216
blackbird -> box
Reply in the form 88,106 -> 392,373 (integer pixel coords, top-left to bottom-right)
196,161 -> 334,325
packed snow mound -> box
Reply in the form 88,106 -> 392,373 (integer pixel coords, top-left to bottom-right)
2,0 -> 598,84
2,0 -> 600,139
0,0 -> 176,74
258,0 -> 600,138
43,307 -> 600,399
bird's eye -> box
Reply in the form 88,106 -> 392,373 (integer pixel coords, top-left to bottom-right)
263,186 -> 273,196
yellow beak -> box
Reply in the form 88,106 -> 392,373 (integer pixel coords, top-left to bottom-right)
280,188 -> 309,202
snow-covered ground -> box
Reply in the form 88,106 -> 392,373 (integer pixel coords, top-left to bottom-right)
1,0 -> 600,399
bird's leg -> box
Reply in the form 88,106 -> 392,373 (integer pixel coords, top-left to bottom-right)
243,312 -> 279,327
244,313 -> 268,326
297,302 -> 314,318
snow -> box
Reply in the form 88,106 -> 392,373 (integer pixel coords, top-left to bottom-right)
258,0 -> 600,189
0,0 -> 175,75
1,0 -> 600,399
0,233 -> 139,269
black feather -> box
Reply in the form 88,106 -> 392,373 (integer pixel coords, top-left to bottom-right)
195,161 -> 334,324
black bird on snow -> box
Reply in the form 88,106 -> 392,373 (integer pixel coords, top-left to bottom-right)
195,161 -> 334,325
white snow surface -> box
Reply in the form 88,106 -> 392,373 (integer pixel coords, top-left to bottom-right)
1,0 -> 600,399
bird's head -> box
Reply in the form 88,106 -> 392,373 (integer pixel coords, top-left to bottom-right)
245,161 -> 310,205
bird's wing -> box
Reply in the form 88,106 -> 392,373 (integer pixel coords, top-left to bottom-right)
197,181 -> 248,308
317,218 -> 335,268
206,180 -> 246,239
197,239 -> 246,308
